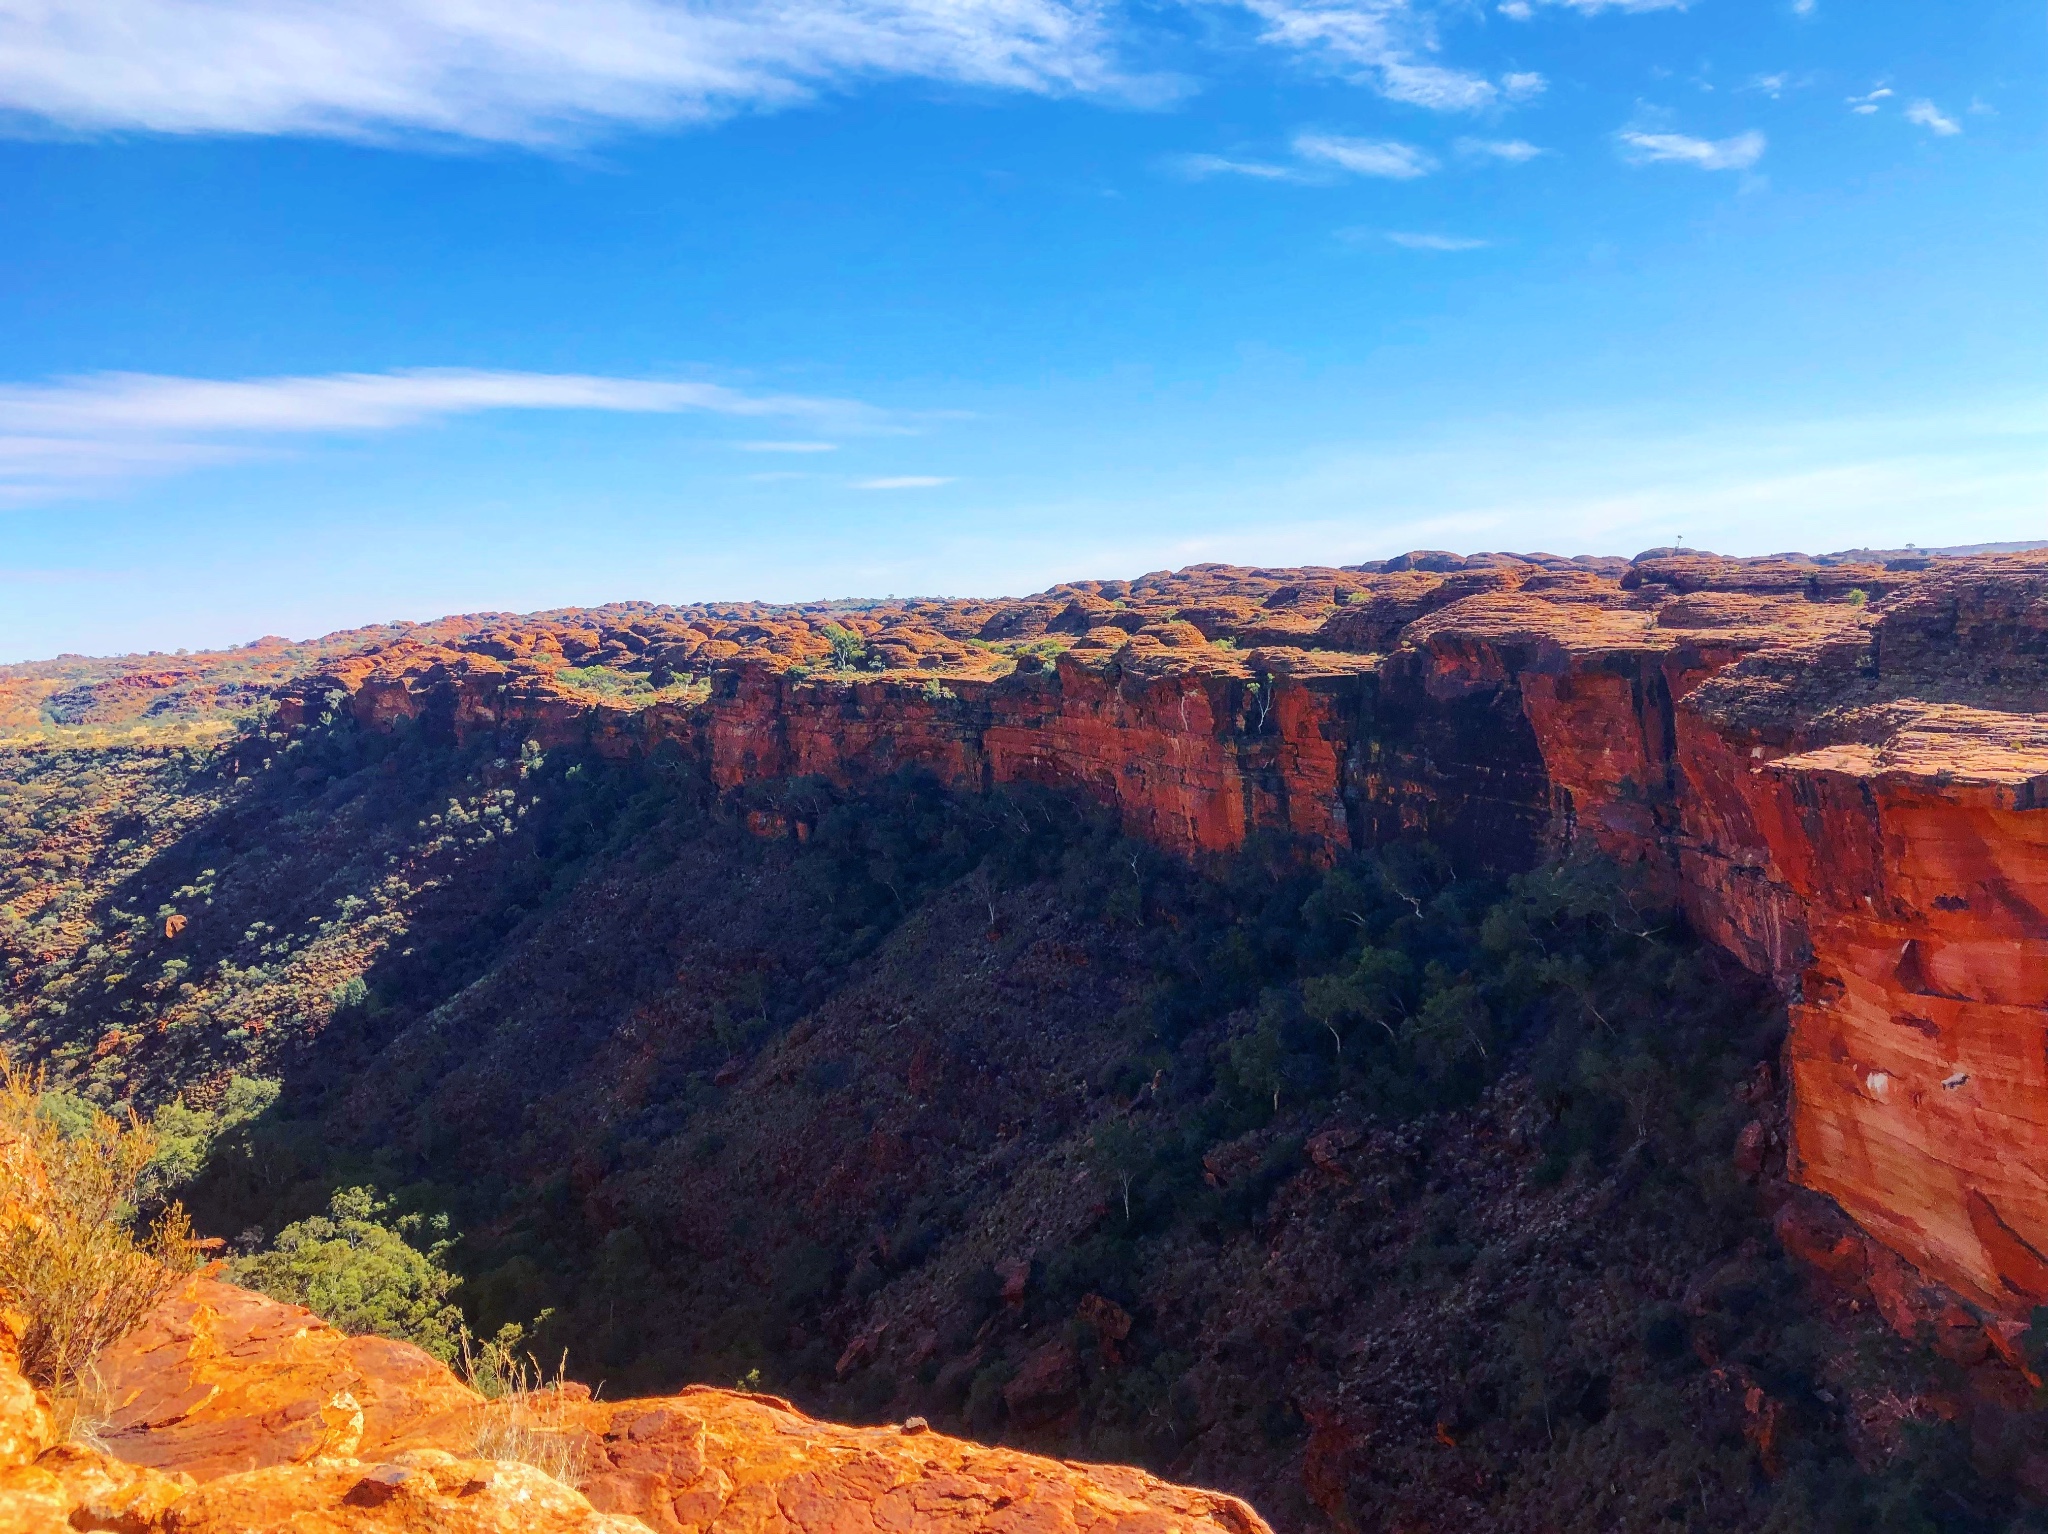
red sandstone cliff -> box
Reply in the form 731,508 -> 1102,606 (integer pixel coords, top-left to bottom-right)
98,548 -> 2048,1343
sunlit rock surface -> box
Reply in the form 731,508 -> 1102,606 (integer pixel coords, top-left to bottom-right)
0,1278 -> 1271,1533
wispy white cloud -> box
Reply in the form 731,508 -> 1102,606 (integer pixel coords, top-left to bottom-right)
1456,136 -> 1545,162
0,368 -> 872,503
1905,99 -> 1960,136
1169,152 -> 1311,181
1791,0 -> 1816,15
0,369 -> 856,434
739,440 -> 839,452
1294,131 -> 1435,178
1232,0 -> 1541,112
1501,0 -> 1688,12
0,0 -> 1137,146
856,475 -> 953,489
1617,128 -> 1765,170
1385,231 -> 1488,250
1847,86 -> 1892,115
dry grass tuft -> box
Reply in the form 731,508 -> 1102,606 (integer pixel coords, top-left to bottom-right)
0,1056 -> 197,1425
463,1338 -> 590,1487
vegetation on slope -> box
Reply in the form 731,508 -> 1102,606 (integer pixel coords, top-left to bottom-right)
1,712 -> 2043,1530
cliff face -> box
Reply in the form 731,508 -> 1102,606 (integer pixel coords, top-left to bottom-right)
248,550 -> 2048,1335
0,1277 -> 1267,1534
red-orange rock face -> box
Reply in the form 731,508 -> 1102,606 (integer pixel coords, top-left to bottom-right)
88,548 -> 2048,1333
1,1278 -> 1272,1534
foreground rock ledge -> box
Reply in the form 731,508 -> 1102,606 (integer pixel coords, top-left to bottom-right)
0,1277 -> 1271,1534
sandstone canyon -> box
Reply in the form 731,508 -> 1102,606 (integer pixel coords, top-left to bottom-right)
242,545 -> 2048,1337
4,542 -> 2047,1528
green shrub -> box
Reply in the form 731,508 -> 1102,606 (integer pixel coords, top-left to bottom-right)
142,1075 -> 279,1204
232,1186 -> 464,1361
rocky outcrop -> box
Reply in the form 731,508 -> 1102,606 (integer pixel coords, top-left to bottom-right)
2,1277 -> 1272,1533
87,547 -> 2048,1342
93,1276 -> 481,1478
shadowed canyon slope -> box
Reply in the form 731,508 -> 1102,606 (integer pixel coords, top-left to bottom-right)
4,543 -> 2048,1527
228,545 -> 2047,1329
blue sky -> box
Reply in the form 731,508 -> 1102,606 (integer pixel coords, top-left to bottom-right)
0,0 -> 2040,660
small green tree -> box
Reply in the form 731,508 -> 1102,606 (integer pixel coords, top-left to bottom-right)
1089,1117 -> 1150,1221
821,623 -> 869,672
1403,981 -> 1492,1084
142,1075 -> 279,1202
233,1186 -> 464,1362
1226,1010 -> 1287,1114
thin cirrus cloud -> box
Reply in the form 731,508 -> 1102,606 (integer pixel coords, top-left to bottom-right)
0,0 -> 1824,167
1235,0 -> 1545,112
1170,152 -> 1311,182
0,0 -> 1138,146
1847,86 -> 1893,115
1176,130 -> 1542,186
0,367 -> 875,503
1385,231 -> 1488,250
856,476 -> 953,489
738,440 -> 840,452
0,0 -> 1569,146
1617,128 -> 1765,171
1294,132 -> 1436,179
1905,99 -> 1961,136
1456,136 -> 1546,163
1499,0 -> 1688,14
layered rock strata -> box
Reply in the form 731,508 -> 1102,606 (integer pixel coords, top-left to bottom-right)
200,550 -> 2048,1333
0,1277 -> 1270,1533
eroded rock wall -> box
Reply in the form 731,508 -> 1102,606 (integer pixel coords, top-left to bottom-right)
267,552 -> 2048,1331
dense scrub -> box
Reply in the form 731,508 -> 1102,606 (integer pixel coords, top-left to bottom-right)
2,715 -> 2043,1530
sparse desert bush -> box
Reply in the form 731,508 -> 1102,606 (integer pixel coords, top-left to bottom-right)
0,1057 -> 197,1410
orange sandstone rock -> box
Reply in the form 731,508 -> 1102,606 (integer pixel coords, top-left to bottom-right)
7,1278 -> 1272,1534
95,1278 -> 481,1479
